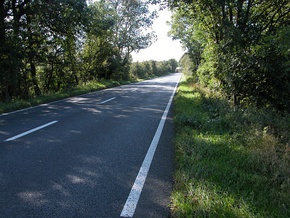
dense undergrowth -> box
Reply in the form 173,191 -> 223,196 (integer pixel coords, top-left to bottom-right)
172,77 -> 290,217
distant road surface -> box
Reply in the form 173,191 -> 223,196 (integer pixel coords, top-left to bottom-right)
0,73 -> 181,217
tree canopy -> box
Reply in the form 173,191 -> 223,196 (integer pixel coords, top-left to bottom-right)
169,0 -> 290,112
0,0 -> 159,102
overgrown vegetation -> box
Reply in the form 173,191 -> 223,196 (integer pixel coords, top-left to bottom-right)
0,0 -> 181,112
0,0 -> 157,102
0,58 -> 177,114
170,1 -> 290,216
169,0 -> 290,112
172,77 -> 290,217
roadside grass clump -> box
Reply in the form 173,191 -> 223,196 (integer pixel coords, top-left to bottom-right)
171,78 -> 290,217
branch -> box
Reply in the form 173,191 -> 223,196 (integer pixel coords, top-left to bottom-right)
262,2 -> 289,31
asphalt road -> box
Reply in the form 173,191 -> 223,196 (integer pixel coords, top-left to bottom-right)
0,73 -> 181,218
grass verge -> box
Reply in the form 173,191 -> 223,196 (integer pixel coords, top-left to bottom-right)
0,79 -> 133,114
171,77 -> 290,217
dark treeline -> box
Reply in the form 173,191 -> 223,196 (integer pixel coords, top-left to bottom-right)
0,0 -> 159,102
169,0 -> 290,112
130,59 -> 178,78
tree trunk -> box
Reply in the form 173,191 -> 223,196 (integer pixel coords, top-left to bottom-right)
0,0 -> 7,101
0,0 -> 5,43
26,12 -> 41,97
30,61 -> 41,96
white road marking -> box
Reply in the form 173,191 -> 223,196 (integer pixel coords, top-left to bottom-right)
120,77 -> 180,217
100,97 -> 116,104
4,120 -> 58,142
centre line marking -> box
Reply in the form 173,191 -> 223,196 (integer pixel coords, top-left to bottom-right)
100,97 -> 116,104
120,77 -> 180,217
5,120 -> 58,142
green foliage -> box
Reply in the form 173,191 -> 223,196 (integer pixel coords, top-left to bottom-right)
169,0 -> 290,112
0,0 -> 156,103
168,3 -> 203,69
179,53 -> 196,80
172,77 -> 290,217
130,59 -> 178,78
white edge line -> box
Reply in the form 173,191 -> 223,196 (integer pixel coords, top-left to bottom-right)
120,75 -> 180,217
4,120 -> 58,142
100,97 -> 116,104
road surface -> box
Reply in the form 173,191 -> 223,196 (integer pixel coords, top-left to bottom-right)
0,73 -> 181,217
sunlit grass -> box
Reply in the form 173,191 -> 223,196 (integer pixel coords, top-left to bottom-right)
172,77 -> 290,217
0,79 -> 133,114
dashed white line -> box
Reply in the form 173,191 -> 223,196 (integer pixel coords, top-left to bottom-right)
120,78 -> 180,217
100,97 -> 116,104
4,120 -> 58,142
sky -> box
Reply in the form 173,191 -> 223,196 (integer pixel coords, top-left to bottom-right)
131,9 -> 185,62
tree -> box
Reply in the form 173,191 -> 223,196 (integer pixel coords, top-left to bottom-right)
0,0 -> 30,101
0,0 -> 159,102
108,0 -> 157,79
169,0 -> 290,111
179,53 -> 197,79
168,3 -> 203,70
130,59 -> 178,78
0,0 -> 88,100
81,0 -> 157,81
